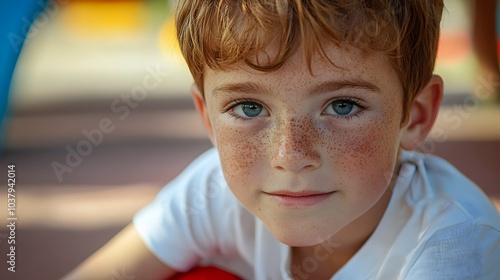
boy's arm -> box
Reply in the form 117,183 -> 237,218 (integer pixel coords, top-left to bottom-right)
61,223 -> 177,280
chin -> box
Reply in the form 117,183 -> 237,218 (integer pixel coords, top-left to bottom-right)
275,235 -> 314,247
266,223 -> 335,247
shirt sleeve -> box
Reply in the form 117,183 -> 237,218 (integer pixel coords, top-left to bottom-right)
405,220 -> 500,280
132,148 -> 233,272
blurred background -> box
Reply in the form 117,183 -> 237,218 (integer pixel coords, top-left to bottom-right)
0,0 -> 499,279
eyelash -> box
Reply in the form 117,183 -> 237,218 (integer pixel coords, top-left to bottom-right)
223,97 -> 367,121
223,98 -> 267,122
323,97 -> 367,121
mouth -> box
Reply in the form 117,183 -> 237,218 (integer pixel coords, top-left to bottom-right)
263,190 -> 336,207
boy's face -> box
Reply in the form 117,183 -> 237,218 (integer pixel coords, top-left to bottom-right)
199,44 -> 406,246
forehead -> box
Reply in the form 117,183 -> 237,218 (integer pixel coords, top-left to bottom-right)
204,44 -> 402,97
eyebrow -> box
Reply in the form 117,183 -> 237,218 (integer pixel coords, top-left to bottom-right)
309,79 -> 381,96
212,82 -> 270,97
211,78 -> 381,97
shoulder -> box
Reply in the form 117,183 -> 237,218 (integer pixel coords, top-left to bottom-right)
405,220 -> 500,279
395,152 -> 500,279
397,151 -> 500,228
153,148 -> 233,206
147,147 -> 243,228
133,148 -> 254,271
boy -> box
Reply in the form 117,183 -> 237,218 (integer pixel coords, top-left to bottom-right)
64,0 -> 500,279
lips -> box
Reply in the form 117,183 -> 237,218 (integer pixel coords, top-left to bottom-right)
265,190 -> 332,196
263,190 -> 335,207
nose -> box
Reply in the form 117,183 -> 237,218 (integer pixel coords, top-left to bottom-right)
271,117 -> 321,173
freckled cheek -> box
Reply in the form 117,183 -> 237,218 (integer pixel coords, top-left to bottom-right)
212,121 -> 269,190
327,122 -> 400,192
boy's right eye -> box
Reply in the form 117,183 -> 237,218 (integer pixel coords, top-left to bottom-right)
232,102 -> 268,118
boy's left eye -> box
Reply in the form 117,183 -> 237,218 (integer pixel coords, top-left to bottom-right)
324,99 -> 360,116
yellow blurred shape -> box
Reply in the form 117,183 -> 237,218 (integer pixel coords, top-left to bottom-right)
62,1 -> 147,37
158,16 -> 185,63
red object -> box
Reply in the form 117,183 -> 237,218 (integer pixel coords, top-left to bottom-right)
171,266 -> 242,280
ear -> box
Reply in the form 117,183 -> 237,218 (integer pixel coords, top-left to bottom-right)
191,84 -> 217,146
400,75 -> 443,150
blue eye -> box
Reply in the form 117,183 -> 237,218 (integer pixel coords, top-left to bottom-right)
233,102 -> 268,118
324,100 -> 359,116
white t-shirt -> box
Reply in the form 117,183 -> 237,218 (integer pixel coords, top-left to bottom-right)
134,148 -> 500,279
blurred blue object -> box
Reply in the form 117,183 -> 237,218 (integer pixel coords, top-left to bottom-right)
0,0 -> 47,151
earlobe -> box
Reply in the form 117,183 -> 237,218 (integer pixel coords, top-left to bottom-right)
400,75 -> 444,150
191,84 -> 217,146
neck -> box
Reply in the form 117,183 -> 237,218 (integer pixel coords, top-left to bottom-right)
290,181 -> 394,280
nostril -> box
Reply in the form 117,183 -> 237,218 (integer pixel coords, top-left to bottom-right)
270,117 -> 321,172
272,141 -> 321,173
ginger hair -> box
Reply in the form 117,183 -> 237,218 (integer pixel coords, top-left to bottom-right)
175,0 -> 444,119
